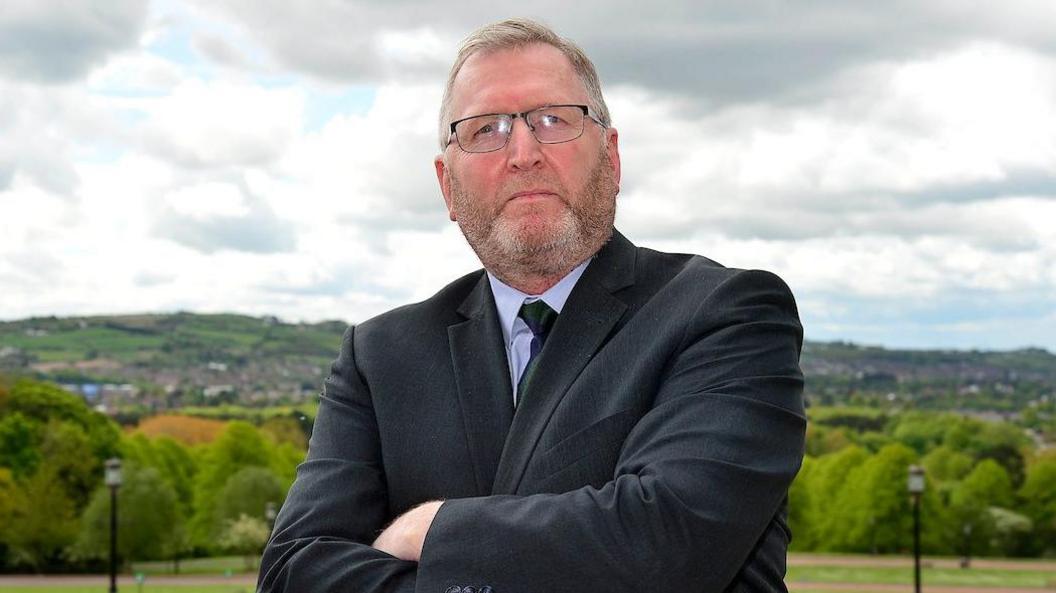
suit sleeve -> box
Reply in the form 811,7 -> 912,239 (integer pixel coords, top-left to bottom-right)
416,269 -> 806,593
256,325 -> 418,593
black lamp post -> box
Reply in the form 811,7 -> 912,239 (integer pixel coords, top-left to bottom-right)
105,458 -> 123,593
908,465 -> 925,593
961,523 -> 972,569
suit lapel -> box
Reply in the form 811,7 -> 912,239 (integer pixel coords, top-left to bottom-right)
448,274 -> 516,496
492,232 -> 637,494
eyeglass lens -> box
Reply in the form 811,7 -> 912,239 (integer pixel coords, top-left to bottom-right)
454,105 -> 586,153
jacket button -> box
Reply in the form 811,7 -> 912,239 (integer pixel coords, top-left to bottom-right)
480,587 -> 494,593
462,587 -> 476,593
444,587 -> 461,593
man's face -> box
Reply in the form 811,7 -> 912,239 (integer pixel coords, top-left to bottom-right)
435,43 -> 621,279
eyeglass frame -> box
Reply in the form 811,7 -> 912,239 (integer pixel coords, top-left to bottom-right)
446,104 -> 607,153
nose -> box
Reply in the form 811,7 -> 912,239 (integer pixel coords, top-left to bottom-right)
505,116 -> 543,171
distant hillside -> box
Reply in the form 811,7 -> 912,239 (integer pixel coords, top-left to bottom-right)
0,312 -> 347,409
801,341 -> 1055,411
1,313 -> 1053,415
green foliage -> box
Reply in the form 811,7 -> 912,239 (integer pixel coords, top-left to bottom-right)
0,468 -> 15,566
793,445 -> 869,550
1,378 -> 121,468
3,466 -> 79,570
0,413 -> 41,478
217,513 -> 270,569
0,377 -> 128,570
948,459 -> 1015,556
1019,457 -> 1056,555
188,421 -> 298,548
75,466 -> 181,562
825,443 -> 943,554
120,434 -> 197,513
259,416 -> 308,450
213,466 -> 285,530
791,404 -> 1056,557
890,412 -> 955,455
952,460 -> 1014,510
987,507 -> 1034,556
809,407 -> 887,432
921,446 -> 974,484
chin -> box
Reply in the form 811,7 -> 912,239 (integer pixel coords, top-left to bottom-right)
497,212 -> 578,254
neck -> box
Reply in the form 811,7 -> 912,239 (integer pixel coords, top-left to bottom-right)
489,265 -> 575,295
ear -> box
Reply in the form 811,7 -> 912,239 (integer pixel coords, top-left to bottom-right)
605,127 -> 621,186
434,153 -> 457,221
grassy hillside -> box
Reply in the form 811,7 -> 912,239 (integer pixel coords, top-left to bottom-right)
0,313 -> 1053,420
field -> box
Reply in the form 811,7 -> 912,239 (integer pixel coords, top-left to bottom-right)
2,554 -> 1056,591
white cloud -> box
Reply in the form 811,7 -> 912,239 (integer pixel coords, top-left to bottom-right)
0,0 -> 149,82
2,2 -> 1056,352
164,182 -> 250,219
138,79 -> 304,169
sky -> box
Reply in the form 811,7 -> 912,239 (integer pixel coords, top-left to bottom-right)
1,1 -> 1055,352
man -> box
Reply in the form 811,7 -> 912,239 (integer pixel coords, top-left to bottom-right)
258,18 -> 804,593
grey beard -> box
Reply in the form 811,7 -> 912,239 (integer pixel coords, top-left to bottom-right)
450,149 -> 618,284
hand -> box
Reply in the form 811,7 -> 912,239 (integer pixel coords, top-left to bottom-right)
372,500 -> 443,562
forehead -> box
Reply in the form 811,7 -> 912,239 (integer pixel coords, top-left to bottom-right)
449,43 -> 588,120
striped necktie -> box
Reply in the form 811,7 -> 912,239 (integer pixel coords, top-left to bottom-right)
516,299 -> 558,400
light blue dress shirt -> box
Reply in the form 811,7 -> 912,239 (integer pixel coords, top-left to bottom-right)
486,258 -> 591,405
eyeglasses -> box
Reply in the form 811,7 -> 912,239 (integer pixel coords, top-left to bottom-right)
448,104 -> 605,153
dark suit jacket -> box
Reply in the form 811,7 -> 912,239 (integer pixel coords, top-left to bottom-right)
257,230 -> 805,593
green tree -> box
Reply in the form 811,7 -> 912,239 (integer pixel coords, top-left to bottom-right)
218,514 -> 270,570
190,421 -> 272,546
40,420 -> 101,509
0,468 -> 15,568
120,434 -> 197,514
213,466 -> 285,532
260,416 -> 308,450
4,379 -> 121,460
964,422 -> 1030,487
952,460 -> 1014,510
826,444 -> 945,554
1019,457 -> 1056,555
807,445 -> 869,550
890,412 -> 951,455
921,445 -> 974,484
788,456 -> 816,550
988,507 -> 1034,557
75,465 -> 181,563
4,466 -> 79,571
949,460 -> 1015,556
0,413 -> 40,479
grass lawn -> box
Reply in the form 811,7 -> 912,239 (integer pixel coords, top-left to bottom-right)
787,564 -> 1056,588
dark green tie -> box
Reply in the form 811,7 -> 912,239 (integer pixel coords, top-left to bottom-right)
517,300 -> 558,400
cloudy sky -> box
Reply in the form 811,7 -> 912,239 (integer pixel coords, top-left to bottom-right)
2,1 -> 1055,351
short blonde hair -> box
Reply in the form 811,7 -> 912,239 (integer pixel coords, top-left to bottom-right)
438,18 -> 612,149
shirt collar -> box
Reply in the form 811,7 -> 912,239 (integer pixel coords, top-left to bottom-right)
487,258 -> 591,346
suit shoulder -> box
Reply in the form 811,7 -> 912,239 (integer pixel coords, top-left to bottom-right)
353,268 -> 484,343
637,245 -> 795,300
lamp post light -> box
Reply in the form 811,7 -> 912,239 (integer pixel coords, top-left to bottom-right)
961,523 -> 973,569
908,465 -> 925,593
104,458 -> 123,593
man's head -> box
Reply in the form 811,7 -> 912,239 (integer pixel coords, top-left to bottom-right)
434,19 -> 621,289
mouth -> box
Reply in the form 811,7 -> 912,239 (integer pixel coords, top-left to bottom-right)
507,189 -> 557,202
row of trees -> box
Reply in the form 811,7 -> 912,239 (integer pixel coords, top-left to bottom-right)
0,377 -> 305,571
790,408 -> 1056,557
3,374 -> 1055,570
